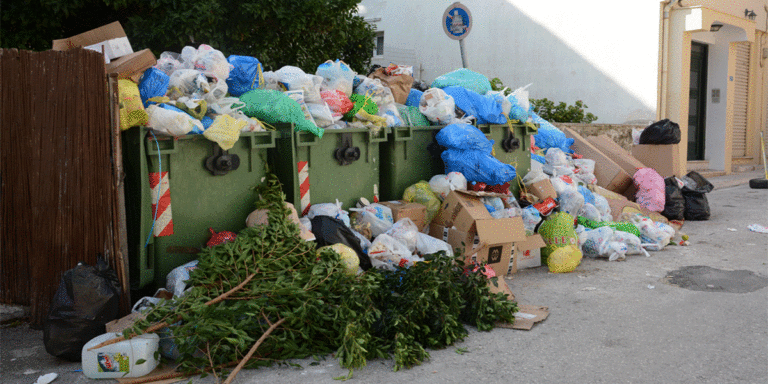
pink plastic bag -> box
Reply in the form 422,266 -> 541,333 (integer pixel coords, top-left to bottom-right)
633,168 -> 665,212
320,90 -> 354,115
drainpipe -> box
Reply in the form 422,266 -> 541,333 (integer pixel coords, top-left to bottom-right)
659,0 -> 679,119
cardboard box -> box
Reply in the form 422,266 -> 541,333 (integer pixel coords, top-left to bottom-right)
52,21 -> 127,51
562,127 -> 634,194
509,234 -> 547,273
106,49 -> 157,82
84,36 -> 134,63
496,305 -> 550,330
631,144 -> 682,178
526,179 -> 557,201
587,135 -> 647,200
593,186 -> 669,224
431,190 -> 526,277
379,200 -> 427,230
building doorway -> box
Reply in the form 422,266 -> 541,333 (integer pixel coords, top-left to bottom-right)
688,42 -> 708,160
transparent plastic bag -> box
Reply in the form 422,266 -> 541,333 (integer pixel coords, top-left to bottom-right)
429,172 -> 466,200
558,188 -> 585,217
188,44 -> 232,81
629,214 -> 670,251
155,51 -> 186,76
578,203 -> 602,222
307,102 -> 336,128
612,231 -> 649,257
284,90 -> 318,127
522,168 -> 548,185
166,260 -> 199,297
377,102 -> 403,127
403,181 -> 442,224
593,194 -> 613,222
146,104 -> 201,136
522,205 -> 542,235
316,59 -> 356,96
276,66 -> 323,103
320,89 -> 354,116
168,69 -> 209,98
419,88 -> 456,124
368,233 -> 421,270
349,203 -> 394,238
545,147 -> 568,166
415,233 -> 453,256
573,158 -> 595,174
385,218 -> 420,253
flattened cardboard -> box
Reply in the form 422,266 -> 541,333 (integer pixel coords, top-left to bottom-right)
379,200 -> 427,230
631,144 -> 682,178
107,49 -> 157,82
495,305 -> 549,330
52,21 -> 127,51
587,135 -> 646,200
527,179 -> 557,201
510,234 -> 547,273
562,127 -> 633,194
105,312 -> 145,333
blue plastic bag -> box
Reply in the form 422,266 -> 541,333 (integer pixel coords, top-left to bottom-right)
507,94 -> 532,122
201,115 -> 214,130
405,88 -> 423,107
442,86 -> 506,125
531,111 -> 575,154
442,149 -> 516,185
578,185 -> 596,205
436,123 -> 493,152
138,67 -> 169,107
431,68 -> 492,95
226,55 -> 264,96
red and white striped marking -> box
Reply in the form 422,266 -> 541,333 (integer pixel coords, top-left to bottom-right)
149,171 -> 174,237
298,161 -> 311,216
373,183 -> 379,203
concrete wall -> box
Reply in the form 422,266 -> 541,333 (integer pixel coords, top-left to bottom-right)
357,0 -> 659,124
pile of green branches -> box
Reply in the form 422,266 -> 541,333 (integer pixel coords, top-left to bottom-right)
123,173 -> 517,382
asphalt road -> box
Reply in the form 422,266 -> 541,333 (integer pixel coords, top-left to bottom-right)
2,180 -> 766,384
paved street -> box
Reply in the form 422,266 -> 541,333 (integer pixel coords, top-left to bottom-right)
1,172 -> 766,384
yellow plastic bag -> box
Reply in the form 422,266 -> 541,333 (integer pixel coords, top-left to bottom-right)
203,114 -> 247,150
546,245 -> 582,273
402,181 -> 441,224
118,79 -> 148,131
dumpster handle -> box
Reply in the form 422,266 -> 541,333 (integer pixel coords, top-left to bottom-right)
146,135 -> 178,155
248,131 -> 277,149
296,131 -> 320,147
393,126 -> 413,142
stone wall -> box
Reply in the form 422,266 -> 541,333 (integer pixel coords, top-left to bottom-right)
551,123 -> 648,152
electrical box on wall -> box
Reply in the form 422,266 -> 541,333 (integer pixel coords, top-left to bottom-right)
711,89 -> 720,104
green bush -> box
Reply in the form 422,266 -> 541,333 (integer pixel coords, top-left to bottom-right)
489,77 -> 598,123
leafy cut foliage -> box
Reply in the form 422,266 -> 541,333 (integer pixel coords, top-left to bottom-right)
489,77 -> 598,124
127,173 -> 517,379
1,0 -> 376,74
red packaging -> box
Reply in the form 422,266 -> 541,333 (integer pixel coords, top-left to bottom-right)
207,228 -> 237,247
533,197 -> 558,216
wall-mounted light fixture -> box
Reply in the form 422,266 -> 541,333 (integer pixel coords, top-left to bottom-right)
745,9 -> 757,21
710,22 -> 723,32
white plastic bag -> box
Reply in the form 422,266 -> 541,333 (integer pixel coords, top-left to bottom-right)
189,44 -> 232,81
573,158 -> 595,174
522,168 -> 548,185
578,227 -> 628,261
262,71 -> 284,91
510,84 -> 532,113
545,148 -> 568,166
155,51 -> 186,76
166,260 -> 199,297
377,102 -> 403,127
522,205 -> 542,235
276,66 -> 323,103
612,231 -> 649,257
307,200 -> 350,227
629,214 -> 670,251
550,175 -> 577,196
168,69 -> 209,97
385,218 -> 420,253
146,105 -> 202,136
349,203 -> 394,238
486,89 -> 512,117
578,203 -> 602,222
415,233 -> 453,256
419,88 -> 456,124
428,172 -> 466,200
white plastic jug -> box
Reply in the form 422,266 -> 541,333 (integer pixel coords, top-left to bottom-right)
81,332 -> 160,379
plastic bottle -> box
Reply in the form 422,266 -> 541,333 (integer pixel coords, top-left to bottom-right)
81,332 -> 160,379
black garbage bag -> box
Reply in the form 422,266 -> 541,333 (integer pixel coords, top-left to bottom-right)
661,177 -> 685,220
412,79 -> 430,92
310,216 -> 373,270
681,171 -> 714,221
639,119 -> 682,144
43,258 -> 121,361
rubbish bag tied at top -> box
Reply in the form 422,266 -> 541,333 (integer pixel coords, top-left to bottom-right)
226,55 -> 264,96
239,89 -> 323,137
442,86 -> 506,125
430,68 -> 493,95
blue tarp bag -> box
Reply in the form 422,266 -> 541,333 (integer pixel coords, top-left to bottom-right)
436,123 -> 494,152
226,55 -> 264,96
431,68 -> 492,95
405,88 -> 423,107
507,94 -> 532,122
531,111 -> 575,154
201,115 -> 214,130
442,149 -> 516,186
442,86 -> 506,125
138,67 -> 169,107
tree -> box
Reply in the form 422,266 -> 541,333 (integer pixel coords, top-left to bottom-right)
1,0 -> 375,74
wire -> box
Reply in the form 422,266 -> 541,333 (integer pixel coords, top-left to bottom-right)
144,130 -> 162,247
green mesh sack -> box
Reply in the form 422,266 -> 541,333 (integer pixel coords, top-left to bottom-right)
538,212 -> 579,266
343,93 -> 378,121
396,105 -> 430,126
577,216 -> 642,238
239,89 -> 323,137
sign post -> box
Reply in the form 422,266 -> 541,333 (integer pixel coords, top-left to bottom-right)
442,2 -> 472,68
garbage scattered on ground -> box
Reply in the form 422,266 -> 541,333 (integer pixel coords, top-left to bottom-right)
33,373 -> 58,384
748,224 -> 768,234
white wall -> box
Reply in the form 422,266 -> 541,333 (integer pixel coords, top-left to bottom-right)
358,0 -> 661,124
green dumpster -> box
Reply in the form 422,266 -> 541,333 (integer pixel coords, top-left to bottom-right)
270,127 -> 387,213
478,121 -> 538,198
379,125 -> 446,201
123,127 -> 277,290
